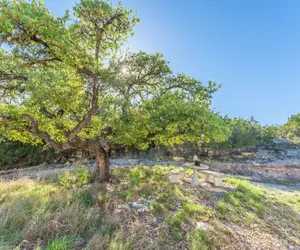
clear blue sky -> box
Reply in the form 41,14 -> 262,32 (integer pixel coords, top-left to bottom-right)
45,0 -> 300,126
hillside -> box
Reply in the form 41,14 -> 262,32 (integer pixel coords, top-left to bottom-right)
0,166 -> 299,250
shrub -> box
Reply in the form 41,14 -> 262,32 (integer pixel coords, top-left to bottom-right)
58,169 -> 91,189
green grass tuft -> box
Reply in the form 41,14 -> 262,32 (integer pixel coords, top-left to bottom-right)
44,237 -> 74,250
0,167 -> 299,249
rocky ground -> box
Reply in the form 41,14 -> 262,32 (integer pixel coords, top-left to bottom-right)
0,166 -> 299,250
1,158 -> 299,193
244,147 -> 300,165
1,141 -> 299,249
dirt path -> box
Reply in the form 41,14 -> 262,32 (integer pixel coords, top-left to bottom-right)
1,159 -> 299,191
0,158 -> 194,180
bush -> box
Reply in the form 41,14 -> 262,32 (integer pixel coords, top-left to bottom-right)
0,140 -> 77,171
58,169 -> 92,189
0,141 -> 43,168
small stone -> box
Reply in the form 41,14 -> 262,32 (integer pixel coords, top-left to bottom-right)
169,170 -> 181,183
175,201 -> 181,207
178,169 -> 186,179
18,240 -> 36,250
196,221 -> 210,231
138,206 -> 150,213
157,217 -> 164,223
73,239 -> 87,249
214,177 -> 222,187
129,202 -> 143,209
191,170 -> 200,186
129,202 -> 149,213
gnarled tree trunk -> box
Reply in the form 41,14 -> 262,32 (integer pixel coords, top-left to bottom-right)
95,148 -> 110,182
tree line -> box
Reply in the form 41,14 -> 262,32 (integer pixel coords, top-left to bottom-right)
0,0 -> 299,181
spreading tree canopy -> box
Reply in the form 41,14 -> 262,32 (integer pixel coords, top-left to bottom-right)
0,0 -> 220,182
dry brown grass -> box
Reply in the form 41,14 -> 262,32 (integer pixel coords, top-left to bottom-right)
0,167 -> 299,250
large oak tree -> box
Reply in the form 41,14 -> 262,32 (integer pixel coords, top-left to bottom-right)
0,0 -> 219,182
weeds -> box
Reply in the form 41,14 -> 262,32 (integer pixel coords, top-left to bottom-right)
44,237 -> 74,250
58,168 -> 91,189
187,229 -> 216,250
0,167 -> 299,249
217,178 -> 267,220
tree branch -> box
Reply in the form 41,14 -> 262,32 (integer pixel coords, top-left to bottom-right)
66,76 -> 100,141
25,58 -> 62,66
22,112 -> 112,153
22,114 -> 53,143
94,12 -> 124,61
0,72 -> 27,82
39,107 -> 56,119
21,114 -> 78,152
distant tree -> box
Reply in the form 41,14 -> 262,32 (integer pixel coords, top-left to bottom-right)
261,125 -> 282,143
228,118 -> 261,148
211,117 -> 262,149
284,114 -> 300,143
0,0 -> 218,182
195,113 -> 231,156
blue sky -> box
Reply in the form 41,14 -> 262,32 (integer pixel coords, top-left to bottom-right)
44,0 -> 300,125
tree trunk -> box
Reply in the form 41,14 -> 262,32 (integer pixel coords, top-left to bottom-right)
95,148 -> 110,182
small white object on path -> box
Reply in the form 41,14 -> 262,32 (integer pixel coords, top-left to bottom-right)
169,169 -> 182,183
196,221 -> 210,231
189,164 -> 209,186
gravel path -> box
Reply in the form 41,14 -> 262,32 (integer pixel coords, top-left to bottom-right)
0,158 -> 195,180
1,158 -> 299,191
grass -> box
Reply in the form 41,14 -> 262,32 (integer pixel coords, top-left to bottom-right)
217,178 -> 267,220
44,237 -> 74,250
0,166 -> 299,249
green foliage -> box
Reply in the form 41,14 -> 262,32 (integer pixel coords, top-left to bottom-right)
0,168 -> 299,249
165,201 -> 214,230
206,113 -> 300,152
0,141 -> 40,166
0,140 -> 66,170
44,237 -> 74,250
1,0 -> 299,167
202,113 -> 299,156
0,0 -> 219,162
165,215 -> 183,229
261,125 -> 283,143
188,229 -> 216,250
77,186 -> 97,208
199,116 -> 266,156
284,113 -> 300,143
219,116 -> 262,148
171,230 -> 183,241
149,201 -> 167,215
128,168 -> 143,186
143,91 -> 222,147
183,202 -> 206,216
218,178 -> 266,220
58,169 -> 91,189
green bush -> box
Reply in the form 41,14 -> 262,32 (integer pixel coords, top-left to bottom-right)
0,141 -> 42,168
58,169 -> 91,189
